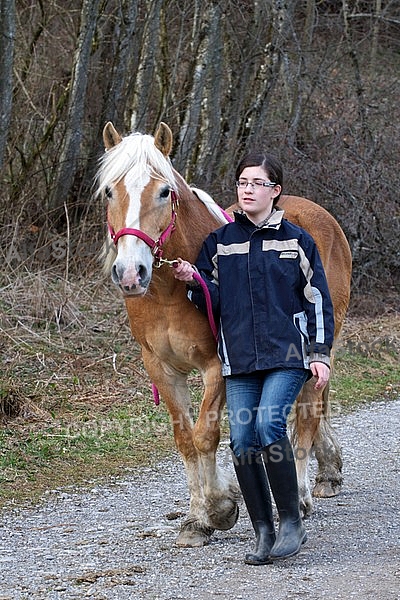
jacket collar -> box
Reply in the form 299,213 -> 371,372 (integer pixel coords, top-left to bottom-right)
234,208 -> 285,230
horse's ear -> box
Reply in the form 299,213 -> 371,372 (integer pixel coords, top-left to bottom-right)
154,122 -> 173,157
103,122 -> 122,149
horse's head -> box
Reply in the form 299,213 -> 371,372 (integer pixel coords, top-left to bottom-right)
98,121 -> 177,296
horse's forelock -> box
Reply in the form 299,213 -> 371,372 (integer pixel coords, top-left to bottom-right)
96,132 -> 176,196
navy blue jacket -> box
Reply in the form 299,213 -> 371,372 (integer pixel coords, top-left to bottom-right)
187,209 -> 335,376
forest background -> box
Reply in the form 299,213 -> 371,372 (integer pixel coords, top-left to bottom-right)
0,0 -> 399,307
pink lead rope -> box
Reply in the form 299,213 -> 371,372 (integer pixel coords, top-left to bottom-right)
151,268 -> 218,406
192,271 -> 218,339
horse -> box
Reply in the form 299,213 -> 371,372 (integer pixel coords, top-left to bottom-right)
96,121 -> 352,547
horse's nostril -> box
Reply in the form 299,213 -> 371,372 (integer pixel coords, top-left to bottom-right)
111,263 -> 119,284
138,264 -> 147,282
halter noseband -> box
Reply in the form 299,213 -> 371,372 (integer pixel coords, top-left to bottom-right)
107,190 -> 179,266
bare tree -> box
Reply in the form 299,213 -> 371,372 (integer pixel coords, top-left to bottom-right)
174,0 -> 223,180
0,0 -> 15,171
127,0 -> 164,132
371,0 -> 382,71
100,0 -> 139,127
285,0 -> 316,152
342,0 -> 370,145
48,0 -> 101,223
195,1 -> 224,185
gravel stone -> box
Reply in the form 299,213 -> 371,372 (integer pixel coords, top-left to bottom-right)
1,399 -> 399,599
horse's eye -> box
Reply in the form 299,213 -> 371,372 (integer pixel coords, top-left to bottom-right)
105,186 -> 113,199
159,188 -> 170,199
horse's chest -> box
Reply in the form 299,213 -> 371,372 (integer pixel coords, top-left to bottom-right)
125,303 -> 177,349
124,296 -> 213,370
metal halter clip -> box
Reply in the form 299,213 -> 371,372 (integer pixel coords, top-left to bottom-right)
154,257 -> 178,269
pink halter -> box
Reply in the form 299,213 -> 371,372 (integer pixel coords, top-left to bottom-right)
107,190 -> 179,265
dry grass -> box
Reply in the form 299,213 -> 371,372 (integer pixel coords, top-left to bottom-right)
0,266 -> 182,505
337,312 -> 400,361
0,267 -> 138,407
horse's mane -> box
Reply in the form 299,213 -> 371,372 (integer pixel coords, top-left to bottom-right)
96,130 -> 229,226
190,187 -> 230,225
96,132 -> 177,196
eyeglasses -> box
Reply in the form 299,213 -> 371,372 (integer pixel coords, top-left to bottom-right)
236,179 -> 276,189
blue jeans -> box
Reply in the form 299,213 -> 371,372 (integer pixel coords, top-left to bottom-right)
226,369 -> 308,457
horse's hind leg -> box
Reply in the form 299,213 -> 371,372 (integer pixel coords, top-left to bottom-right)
292,381 -> 323,517
293,381 -> 343,517
312,384 -> 343,498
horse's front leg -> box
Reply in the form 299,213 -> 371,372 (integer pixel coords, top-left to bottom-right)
143,351 -> 215,547
192,361 -> 240,532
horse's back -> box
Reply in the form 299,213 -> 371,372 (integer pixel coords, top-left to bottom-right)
227,195 -> 352,333
278,195 -> 352,332
278,195 -> 350,268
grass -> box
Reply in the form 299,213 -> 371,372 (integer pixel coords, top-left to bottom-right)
1,269 -> 399,509
0,400 -> 175,503
330,351 -> 399,415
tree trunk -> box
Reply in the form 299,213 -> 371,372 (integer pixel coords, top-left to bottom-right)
127,0 -> 163,132
286,0 -> 316,152
101,0 -> 138,128
342,0 -> 371,148
0,0 -> 16,171
370,0 -> 382,72
48,0 -> 101,223
173,5 -> 211,178
195,1 -> 224,186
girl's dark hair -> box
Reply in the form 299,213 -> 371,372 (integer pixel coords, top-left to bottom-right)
235,152 -> 283,205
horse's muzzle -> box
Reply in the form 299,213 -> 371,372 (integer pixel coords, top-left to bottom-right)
111,262 -> 150,295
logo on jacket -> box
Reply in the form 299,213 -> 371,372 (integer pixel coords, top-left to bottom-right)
279,251 -> 298,259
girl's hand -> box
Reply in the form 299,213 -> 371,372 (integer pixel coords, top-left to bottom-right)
172,258 -> 195,282
310,361 -> 330,390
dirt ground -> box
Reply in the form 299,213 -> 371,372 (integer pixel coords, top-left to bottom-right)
1,397 -> 399,599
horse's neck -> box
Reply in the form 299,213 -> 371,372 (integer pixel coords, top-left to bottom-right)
148,268 -> 187,303
171,182 -> 223,263
138,185 -> 222,304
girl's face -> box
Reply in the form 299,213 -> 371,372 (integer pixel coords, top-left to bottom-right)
236,166 -> 281,225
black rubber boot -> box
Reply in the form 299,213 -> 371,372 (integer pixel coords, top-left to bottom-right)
263,435 -> 307,560
232,453 -> 276,565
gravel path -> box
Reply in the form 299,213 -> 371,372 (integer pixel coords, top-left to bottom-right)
1,399 -> 399,600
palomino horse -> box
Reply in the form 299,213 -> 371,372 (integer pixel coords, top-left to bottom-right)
97,122 -> 352,546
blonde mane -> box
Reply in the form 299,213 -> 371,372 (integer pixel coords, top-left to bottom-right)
190,187 -> 230,225
96,132 -> 177,197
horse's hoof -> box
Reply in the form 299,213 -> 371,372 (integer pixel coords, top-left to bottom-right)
209,501 -> 239,531
299,499 -> 313,519
313,480 -> 342,498
299,487 -> 313,518
175,527 -> 213,547
175,519 -> 214,547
